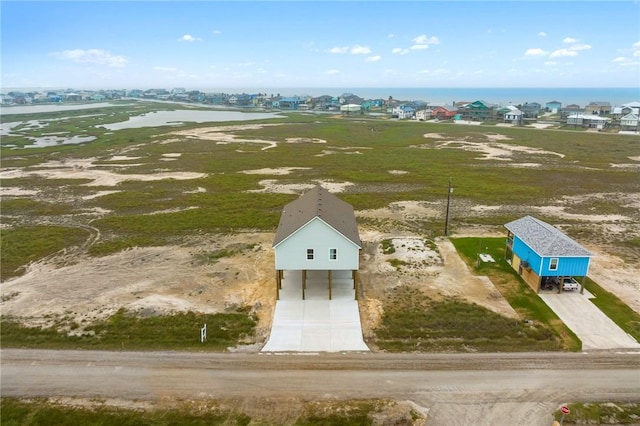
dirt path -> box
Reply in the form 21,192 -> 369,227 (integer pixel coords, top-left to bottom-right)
432,239 -> 518,318
3,349 -> 639,426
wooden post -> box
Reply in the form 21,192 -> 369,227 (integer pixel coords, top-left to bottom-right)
276,270 -> 281,300
302,269 -> 306,300
580,276 -> 586,295
328,270 -> 332,300
352,270 -> 358,300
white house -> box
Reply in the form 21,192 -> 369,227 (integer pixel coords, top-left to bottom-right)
415,109 -> 433,121
392,104 -> 415,119
567,113 -> 611,129
340,103 -> 361,113
620,113 -> 639,132
504,107 -> 523,124
272,186 -> 362,299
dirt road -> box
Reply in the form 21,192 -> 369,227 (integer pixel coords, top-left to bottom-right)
3,349 -> 639,425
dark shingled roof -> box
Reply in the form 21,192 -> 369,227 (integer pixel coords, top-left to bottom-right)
504,215 -> 593,258
273,186 -> 362,248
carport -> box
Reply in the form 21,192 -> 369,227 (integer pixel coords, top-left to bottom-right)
261,270 -> 369,352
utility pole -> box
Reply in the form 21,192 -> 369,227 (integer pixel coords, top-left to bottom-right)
444,179 -> 453,236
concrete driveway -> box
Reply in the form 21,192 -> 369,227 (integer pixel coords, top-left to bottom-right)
539,289 -> 640,351
261,270 -> 369,352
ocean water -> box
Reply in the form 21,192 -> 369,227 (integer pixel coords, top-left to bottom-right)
222,87 -> 640,108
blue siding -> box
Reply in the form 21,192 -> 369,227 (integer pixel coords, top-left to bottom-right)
513,236 -> 590,277
540,256 -> 590,277
512,237 -> 543,273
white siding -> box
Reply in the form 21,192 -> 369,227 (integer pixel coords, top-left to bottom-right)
274,217 -> 360,270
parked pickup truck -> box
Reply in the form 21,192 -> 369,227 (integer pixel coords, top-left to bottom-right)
554,276 -> 580,291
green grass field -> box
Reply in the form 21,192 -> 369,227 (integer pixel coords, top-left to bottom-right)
2,104 -> 638,267
0,398 -> 418,426
1,309 -> 256,351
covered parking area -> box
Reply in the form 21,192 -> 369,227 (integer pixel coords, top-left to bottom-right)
261,270 -> 369,352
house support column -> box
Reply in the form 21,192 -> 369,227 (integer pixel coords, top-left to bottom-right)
580,276 -> 586,295
352,270 -> 358,300
302,269 -> 307,300
535,276 -> 541,294
328,270 -> 332,300
276,269 -> 281,300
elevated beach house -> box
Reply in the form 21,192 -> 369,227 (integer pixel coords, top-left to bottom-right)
272,186 -> 362,300
504,216 -> 593,293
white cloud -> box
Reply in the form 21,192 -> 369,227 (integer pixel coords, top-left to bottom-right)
213,30 -> 222,35
538,32 -> 547,37
329,46 -> 349,54
418,68 -> 449,76
410,44 -> 429,51
569,43 -> 591,51
525,48 -> 548,57
412,34 -> 440,45
50,49 -> 127,67
544,61 -> 558,66
549,48 -> 578,58
387,33 -> 395,38
563,37 -> 578,44
153,66 -> 177,72
328,45 -> 372,55
179,34 -> 201,42
612,56 -> 639,66
351,45 -> 371,55
325,69 -> 340,75
392,47 -> 409,55
633,40 -> 640,56
365,55 -> 381,62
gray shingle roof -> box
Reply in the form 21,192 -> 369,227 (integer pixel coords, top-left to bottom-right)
504,216 -> 593,257
272,185 -> 362,248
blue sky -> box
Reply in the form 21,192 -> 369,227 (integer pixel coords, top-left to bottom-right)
2,1 -> 639,89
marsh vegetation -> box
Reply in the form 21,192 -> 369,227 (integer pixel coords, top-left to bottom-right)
1,101 -> 638,352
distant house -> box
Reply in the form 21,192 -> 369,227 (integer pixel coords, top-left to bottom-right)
567,114 -> 612,129
365,99 -> 385,109
392,104 -> 415,119
505,215 -> 593,293
546,101 -> 562,114
415,109 -> 433,121
561,104 -> 583,118
205,93 -> 226,104
275,96 -> 304,110
229,94 -> 252,106
431,105 -> 458,120
503,108 -> 523,124
620,113 -> 639,132
584,101 -> 611,116
521,102 -> 542,118
460,100 -> 494,121
340,104 -> 361,114
613,102 -> 640,118
272,186 -> 362,300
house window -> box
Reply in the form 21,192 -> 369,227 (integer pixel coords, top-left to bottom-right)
306,249 -> 314,260
549,258 -> 559,271
329,248 -> 337,260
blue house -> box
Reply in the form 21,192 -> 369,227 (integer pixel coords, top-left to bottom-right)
504,216 -> 593,293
